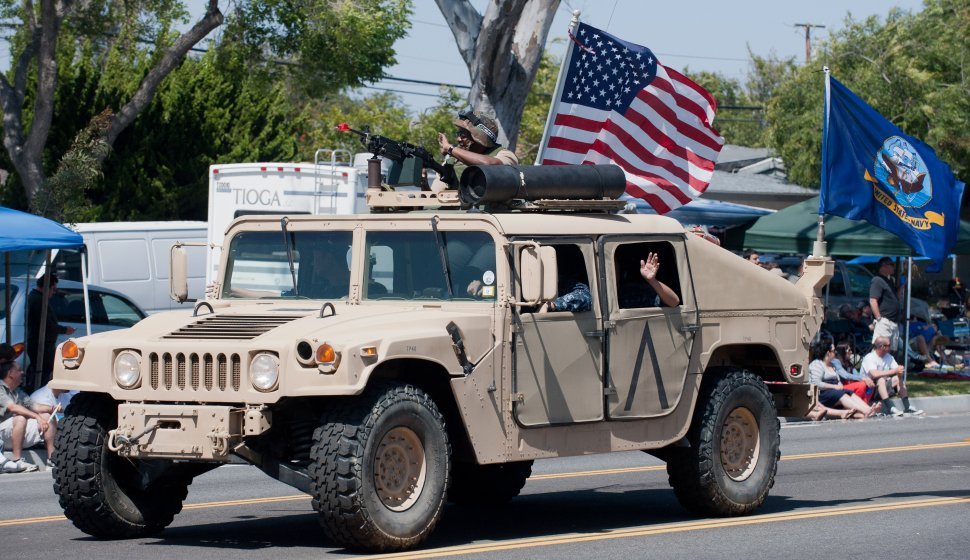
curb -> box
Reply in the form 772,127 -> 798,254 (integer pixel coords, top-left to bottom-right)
783,393 -> 970,423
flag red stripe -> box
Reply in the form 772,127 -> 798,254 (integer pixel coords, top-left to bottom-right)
587,138 -> 695,204
635,89 -> 723,153
648,73 -> 712,129
545,134 -> 698,196
666,66 -> 719,115
600,120 -> 712,190
551,111 -> 716,176
618,106 -> 717,174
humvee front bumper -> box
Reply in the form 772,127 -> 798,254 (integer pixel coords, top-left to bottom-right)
107,403 -> 272,460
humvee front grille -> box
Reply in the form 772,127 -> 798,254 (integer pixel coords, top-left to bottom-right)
149,352 -> 242,392
163,315 -> 303,340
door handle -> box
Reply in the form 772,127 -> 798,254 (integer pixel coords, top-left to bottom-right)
680,324 -> 700,333
584,330 -> 606,338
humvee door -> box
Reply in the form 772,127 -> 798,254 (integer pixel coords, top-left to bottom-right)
600,236 -> 697,419
513,239 -> 604,427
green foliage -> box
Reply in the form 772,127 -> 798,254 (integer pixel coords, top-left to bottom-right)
767,0 -> 970,188
34,109 -> 113,223
230,0 -> 413,96
516,49 -> 559,164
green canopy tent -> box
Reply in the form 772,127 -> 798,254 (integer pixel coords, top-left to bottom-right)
732,196 -> 970,257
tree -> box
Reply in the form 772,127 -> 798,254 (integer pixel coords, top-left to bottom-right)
766,1 -> 969,189
436,0 -> 560,150
1,0 -> 413,217
0,0 -> 225,213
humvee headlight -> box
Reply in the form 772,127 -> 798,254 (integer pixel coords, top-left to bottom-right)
61,340 -> 82,369
316,343 -> 340,374
113,351 -> 142,389
251,353 -> 280,391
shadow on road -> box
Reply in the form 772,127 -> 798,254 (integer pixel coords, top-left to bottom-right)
66,487 -> 970,553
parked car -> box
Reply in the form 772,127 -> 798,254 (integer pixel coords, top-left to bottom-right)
0,277 -> 146,364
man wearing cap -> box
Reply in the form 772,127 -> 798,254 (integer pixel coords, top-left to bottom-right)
431,110 -> 518,192
869,257 -> 901,351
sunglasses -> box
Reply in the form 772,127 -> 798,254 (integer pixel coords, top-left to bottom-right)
455,128 -> 471,139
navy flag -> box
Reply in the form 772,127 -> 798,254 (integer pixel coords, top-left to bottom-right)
821,74 -> 964,272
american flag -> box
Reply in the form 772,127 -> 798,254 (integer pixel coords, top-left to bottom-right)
538,22 -> 724,214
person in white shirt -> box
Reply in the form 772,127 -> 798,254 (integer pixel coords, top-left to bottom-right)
860,336 -> 923,416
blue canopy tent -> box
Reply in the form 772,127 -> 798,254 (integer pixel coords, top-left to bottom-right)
0,206 -> 82,252
1,206 -> 84,375
624,196 -> 773,227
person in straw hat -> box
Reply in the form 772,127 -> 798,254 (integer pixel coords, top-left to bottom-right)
430,109 -> 518,192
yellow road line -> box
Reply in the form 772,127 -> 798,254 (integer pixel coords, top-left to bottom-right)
531,440 -> 970,481
364,496 -> 970,559
2,440 -> 968,528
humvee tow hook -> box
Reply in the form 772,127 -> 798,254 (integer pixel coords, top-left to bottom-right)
108,422 -> 161,453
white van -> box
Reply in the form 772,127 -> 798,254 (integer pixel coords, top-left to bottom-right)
17,222 -> 207,315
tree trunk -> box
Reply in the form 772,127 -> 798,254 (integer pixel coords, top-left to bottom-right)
0,0 -> 223,211
437,0 -> 560,151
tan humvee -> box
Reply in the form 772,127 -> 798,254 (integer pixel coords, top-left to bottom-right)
50,164 -> 831,552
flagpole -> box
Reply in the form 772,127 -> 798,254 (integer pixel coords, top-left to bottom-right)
814,67 -> 832,257
903,256 -> 912,381
534,10 -> 580,165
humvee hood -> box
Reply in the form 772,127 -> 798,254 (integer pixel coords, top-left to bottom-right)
95,303 -> 491,358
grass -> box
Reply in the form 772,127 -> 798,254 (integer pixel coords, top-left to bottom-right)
905,376 -> 970,397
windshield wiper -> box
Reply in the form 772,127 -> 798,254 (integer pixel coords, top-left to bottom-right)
280,217 -> 299,296
430,216 -> 454,299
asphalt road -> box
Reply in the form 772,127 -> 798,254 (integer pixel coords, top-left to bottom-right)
2,413 -> 969,559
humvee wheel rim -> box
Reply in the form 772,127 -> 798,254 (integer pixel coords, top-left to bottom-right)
374,426 -> 427,512
719,407 -> 760,482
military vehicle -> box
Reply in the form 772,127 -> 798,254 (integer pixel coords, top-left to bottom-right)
50,157 -> 831,552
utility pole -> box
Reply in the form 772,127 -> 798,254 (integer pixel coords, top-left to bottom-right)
793,23 -> 826,63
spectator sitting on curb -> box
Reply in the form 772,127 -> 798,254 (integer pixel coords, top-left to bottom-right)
0,361 -> 55,472
808,338 -> 881,419
860,336 -> 923,416
832,343 -> 876,403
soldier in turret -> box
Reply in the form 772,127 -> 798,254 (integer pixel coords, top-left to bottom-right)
431,110 -> 518,192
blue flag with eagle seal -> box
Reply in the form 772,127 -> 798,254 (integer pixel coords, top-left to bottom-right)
821,75 -> 964,272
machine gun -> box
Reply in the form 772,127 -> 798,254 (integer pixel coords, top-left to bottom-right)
336,123 -> 457,189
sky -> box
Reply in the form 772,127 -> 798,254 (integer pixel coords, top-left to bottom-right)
375,0 -> 926,114
2,0 -> 926,114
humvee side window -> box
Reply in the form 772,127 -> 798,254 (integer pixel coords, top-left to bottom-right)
365,231 -> 496,301
223,230 -> 352,299
614,241 -> 682,309
529,243 -> 592,313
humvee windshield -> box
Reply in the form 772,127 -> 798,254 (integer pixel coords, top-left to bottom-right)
364,230 -> 496,301
222,230 -> 353,299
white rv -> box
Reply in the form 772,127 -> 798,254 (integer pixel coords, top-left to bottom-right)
205,151 -> 390,283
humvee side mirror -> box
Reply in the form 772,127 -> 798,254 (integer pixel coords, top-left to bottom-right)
520,246 -> 558,303
170,244 -> 189,303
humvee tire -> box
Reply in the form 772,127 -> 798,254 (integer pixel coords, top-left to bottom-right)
53,393 -> 190,538
309,383 -> 450,552
666,368 -> 780,516
448,460 -> 533,506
